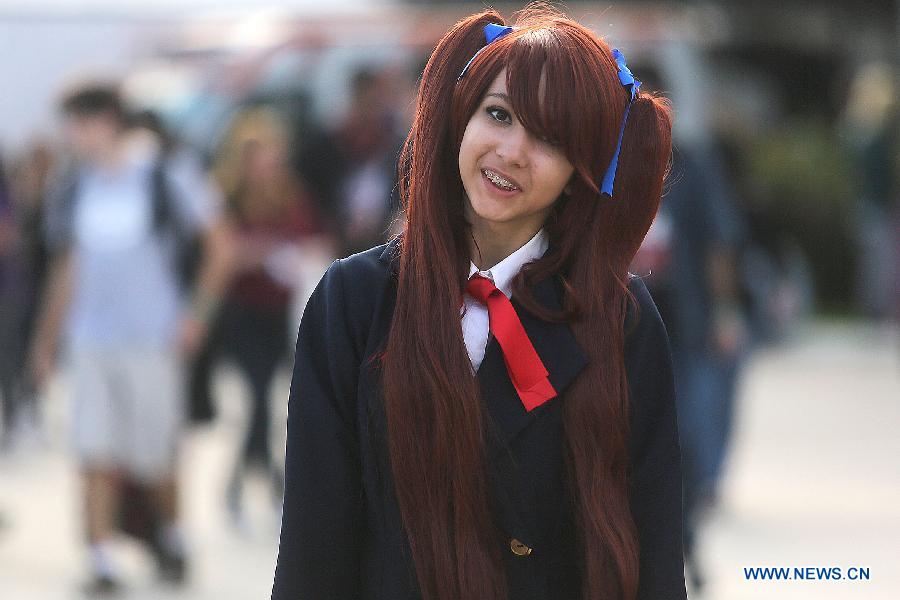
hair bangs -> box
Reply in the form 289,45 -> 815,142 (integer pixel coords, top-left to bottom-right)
504,28 -> 573,149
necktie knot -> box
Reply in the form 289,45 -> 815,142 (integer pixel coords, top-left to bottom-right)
466,273 -> 501,304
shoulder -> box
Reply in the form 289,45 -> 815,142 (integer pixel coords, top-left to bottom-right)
335,240 -> 396,286
624,274 -> 662,333
622,275 -> 678,460
325,240 -> 397,308
303,239 -> 398,353
623,273 -> 671,368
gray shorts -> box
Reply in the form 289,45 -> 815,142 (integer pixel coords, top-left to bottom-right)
68,346 -> 185,483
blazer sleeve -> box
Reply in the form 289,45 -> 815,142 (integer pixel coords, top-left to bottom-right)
624,276 -> 688,600
272,259 -> 364,600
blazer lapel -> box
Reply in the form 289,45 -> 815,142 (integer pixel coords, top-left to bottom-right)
477,274 -> 589,459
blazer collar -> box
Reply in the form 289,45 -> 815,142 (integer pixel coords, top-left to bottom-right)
378,234 -> 589,455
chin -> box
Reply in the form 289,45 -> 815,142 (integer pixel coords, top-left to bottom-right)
468,201 -> 515,227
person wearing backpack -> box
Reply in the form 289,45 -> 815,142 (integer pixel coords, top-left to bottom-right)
28,83 -> 233,595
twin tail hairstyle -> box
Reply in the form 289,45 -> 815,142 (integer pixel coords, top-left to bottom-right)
381,4 -> 674,600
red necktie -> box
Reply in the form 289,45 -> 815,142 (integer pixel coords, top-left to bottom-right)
466,274 -> 557,411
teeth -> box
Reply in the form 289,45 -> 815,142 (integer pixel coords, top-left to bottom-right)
483,169 -> 518,191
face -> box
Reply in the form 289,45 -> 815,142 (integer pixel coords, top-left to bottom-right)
243,138 -> 287,183
63,113 -> 121,161
458,69 -> 575,244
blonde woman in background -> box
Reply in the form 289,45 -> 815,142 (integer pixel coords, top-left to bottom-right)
213,108 -> 334,529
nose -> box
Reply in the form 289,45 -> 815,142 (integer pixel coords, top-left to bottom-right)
494,124 -> 532,168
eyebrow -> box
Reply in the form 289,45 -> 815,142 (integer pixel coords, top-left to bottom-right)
484,92 -> 510,102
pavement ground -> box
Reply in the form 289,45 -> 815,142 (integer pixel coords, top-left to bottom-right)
1,320 -> 898,599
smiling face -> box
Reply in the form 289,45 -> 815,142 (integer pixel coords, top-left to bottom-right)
458,68 -> 575,252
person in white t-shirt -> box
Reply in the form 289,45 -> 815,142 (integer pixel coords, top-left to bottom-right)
29,83 -> 233,595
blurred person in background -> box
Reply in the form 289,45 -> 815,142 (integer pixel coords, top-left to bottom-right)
633,136 -> 750,594
27,82 -> 233,595
296,66 -> 405,256
714,129 -> 811,346
0,149 -> 21,449
213,107 -> 332,530
630,65 -> 751,594
840,62 -> 899,322
0,142 -> 54,450
0,149 -> 8,536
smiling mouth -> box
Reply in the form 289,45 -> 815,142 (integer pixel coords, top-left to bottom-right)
481,169 -> 520,192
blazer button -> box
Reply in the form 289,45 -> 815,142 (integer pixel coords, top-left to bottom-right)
509,538 -> 532,556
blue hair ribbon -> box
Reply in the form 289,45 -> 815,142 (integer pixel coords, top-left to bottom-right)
600,48 -> 641,197
457,23 -> 515,81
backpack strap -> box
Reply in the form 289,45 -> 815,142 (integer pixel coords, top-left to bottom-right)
151,156 -> 178,235
149,155 -> 203,290
43,165 -> 81,255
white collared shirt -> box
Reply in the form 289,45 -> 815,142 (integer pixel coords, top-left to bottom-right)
462,228 -> 549,371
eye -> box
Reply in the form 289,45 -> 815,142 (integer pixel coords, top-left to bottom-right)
485,105 -> 512,124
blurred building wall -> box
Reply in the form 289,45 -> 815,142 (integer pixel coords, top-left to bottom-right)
0,16 -> 155,146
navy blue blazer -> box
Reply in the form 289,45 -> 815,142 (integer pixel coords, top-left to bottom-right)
271,237 -> 687,600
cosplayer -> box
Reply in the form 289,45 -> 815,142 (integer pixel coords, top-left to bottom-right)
272,4 -> 686,599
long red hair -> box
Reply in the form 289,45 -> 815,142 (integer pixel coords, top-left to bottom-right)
382,4 -> 673,600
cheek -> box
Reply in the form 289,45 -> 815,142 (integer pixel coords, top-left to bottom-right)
458,127 -> 478,171
458,119 -> 494,170
536,159 -> 575,204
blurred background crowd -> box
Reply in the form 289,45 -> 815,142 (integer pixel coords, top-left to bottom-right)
0,1 -> 897,599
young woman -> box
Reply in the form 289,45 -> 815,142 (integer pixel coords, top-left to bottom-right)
271,5 -> 685,600
213,108 -> 330,526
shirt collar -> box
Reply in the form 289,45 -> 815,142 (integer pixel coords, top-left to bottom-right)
468,228 -> 549,298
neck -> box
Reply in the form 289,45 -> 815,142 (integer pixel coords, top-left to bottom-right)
468,220 -> 541,271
